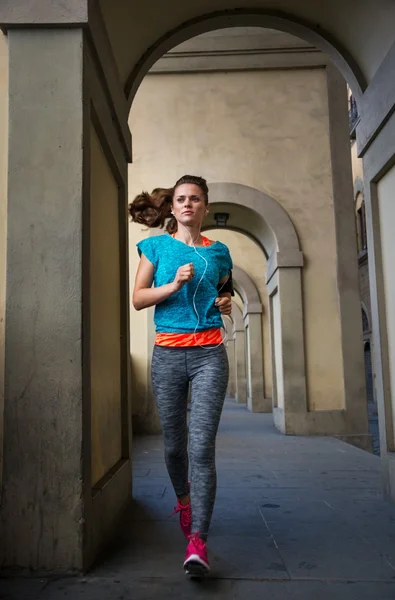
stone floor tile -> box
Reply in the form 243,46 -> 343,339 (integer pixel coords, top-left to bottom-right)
0,579 -> 48,600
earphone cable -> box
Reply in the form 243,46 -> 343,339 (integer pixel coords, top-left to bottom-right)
177,222 -> 228,349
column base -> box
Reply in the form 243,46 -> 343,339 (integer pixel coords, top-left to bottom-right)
247,397 -> 272,413
273,407 -> 372,451
333,434 -> 373,453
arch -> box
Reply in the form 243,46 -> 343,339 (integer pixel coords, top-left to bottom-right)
231,299 -> 244,335
232,265 -> 262,314
125,9 -> 365,108
203,182 -> 303,281
354,176 -> 365,201
147,185 -> 306,417
147,176 -> 304,270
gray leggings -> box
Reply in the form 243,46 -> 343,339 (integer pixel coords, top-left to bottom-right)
151,344 -> 229,540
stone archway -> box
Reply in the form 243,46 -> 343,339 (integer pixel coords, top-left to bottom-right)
124,9 -> 365,108
204,182 -> 303,278
203,182 -> 306,427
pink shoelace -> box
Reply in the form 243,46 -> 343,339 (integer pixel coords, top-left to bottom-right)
169,501 -> 192,527
187,532 -> 206,551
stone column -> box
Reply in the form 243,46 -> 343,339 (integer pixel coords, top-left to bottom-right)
234,328 -> 247,404
244,308 -> 269,412
356,39 -> 395,496
223,316 -> 235,398
227,338 -> 236,398
0,2 -> 132,573
267,266 -> 307,432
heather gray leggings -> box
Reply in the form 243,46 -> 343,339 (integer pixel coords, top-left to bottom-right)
151,344 -> 229,540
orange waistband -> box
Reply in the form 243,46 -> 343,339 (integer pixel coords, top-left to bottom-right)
155,328 -> 223,347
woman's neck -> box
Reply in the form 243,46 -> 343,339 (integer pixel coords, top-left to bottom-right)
174,224 -> 203,246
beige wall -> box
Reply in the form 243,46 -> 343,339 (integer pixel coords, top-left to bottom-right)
208,228 -> 271,398
128,68 -> 345,412
377,165 -> 395,447
90,126 -> 122,485
0,33 -> 8,484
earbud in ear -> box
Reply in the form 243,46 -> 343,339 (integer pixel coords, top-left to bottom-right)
205,210 -> 209,215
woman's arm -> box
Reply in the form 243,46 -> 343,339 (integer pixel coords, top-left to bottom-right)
132,254 -> 194,311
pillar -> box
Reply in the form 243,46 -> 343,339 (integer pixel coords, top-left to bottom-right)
244,309 -> 269,412
267,266 -> 307,432
227,338 -> 236,398
223,316 -> 235,398
234,327 -> 247,404
0,32 -> 8,498
356,38 -> 395,496
0,2 -> 132,573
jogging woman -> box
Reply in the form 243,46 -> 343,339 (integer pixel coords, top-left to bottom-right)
130,174 -> 233,577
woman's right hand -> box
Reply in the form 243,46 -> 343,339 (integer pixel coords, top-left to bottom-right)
173,263 -> 194,291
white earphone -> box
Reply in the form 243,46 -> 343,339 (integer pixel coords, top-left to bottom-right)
175,220 -> 227,349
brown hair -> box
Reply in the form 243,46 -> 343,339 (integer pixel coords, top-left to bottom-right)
128,175 -> 209,234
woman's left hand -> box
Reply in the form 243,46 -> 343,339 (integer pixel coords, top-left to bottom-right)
215,296 -> 232,315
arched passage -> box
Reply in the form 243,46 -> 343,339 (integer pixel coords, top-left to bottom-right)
204,182 -> 303,279
124,9 -> 366,108
202,182 -> 306,421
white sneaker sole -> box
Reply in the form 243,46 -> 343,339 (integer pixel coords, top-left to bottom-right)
184,554 -> 210,578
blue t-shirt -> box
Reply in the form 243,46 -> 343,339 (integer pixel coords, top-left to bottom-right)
137,234 -> 233,333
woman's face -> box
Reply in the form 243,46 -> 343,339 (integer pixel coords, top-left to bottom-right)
172,183 -> 208,227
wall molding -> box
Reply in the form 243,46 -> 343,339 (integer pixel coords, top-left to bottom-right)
151,45 -> 327,74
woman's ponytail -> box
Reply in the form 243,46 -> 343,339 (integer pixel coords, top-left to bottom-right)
128,187 -> 177,233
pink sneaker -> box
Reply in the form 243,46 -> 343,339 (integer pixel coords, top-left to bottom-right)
169,500 -> 192,538
183,533 -> 210,578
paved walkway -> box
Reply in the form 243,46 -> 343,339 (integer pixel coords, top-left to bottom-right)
3,401 -> 395,599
